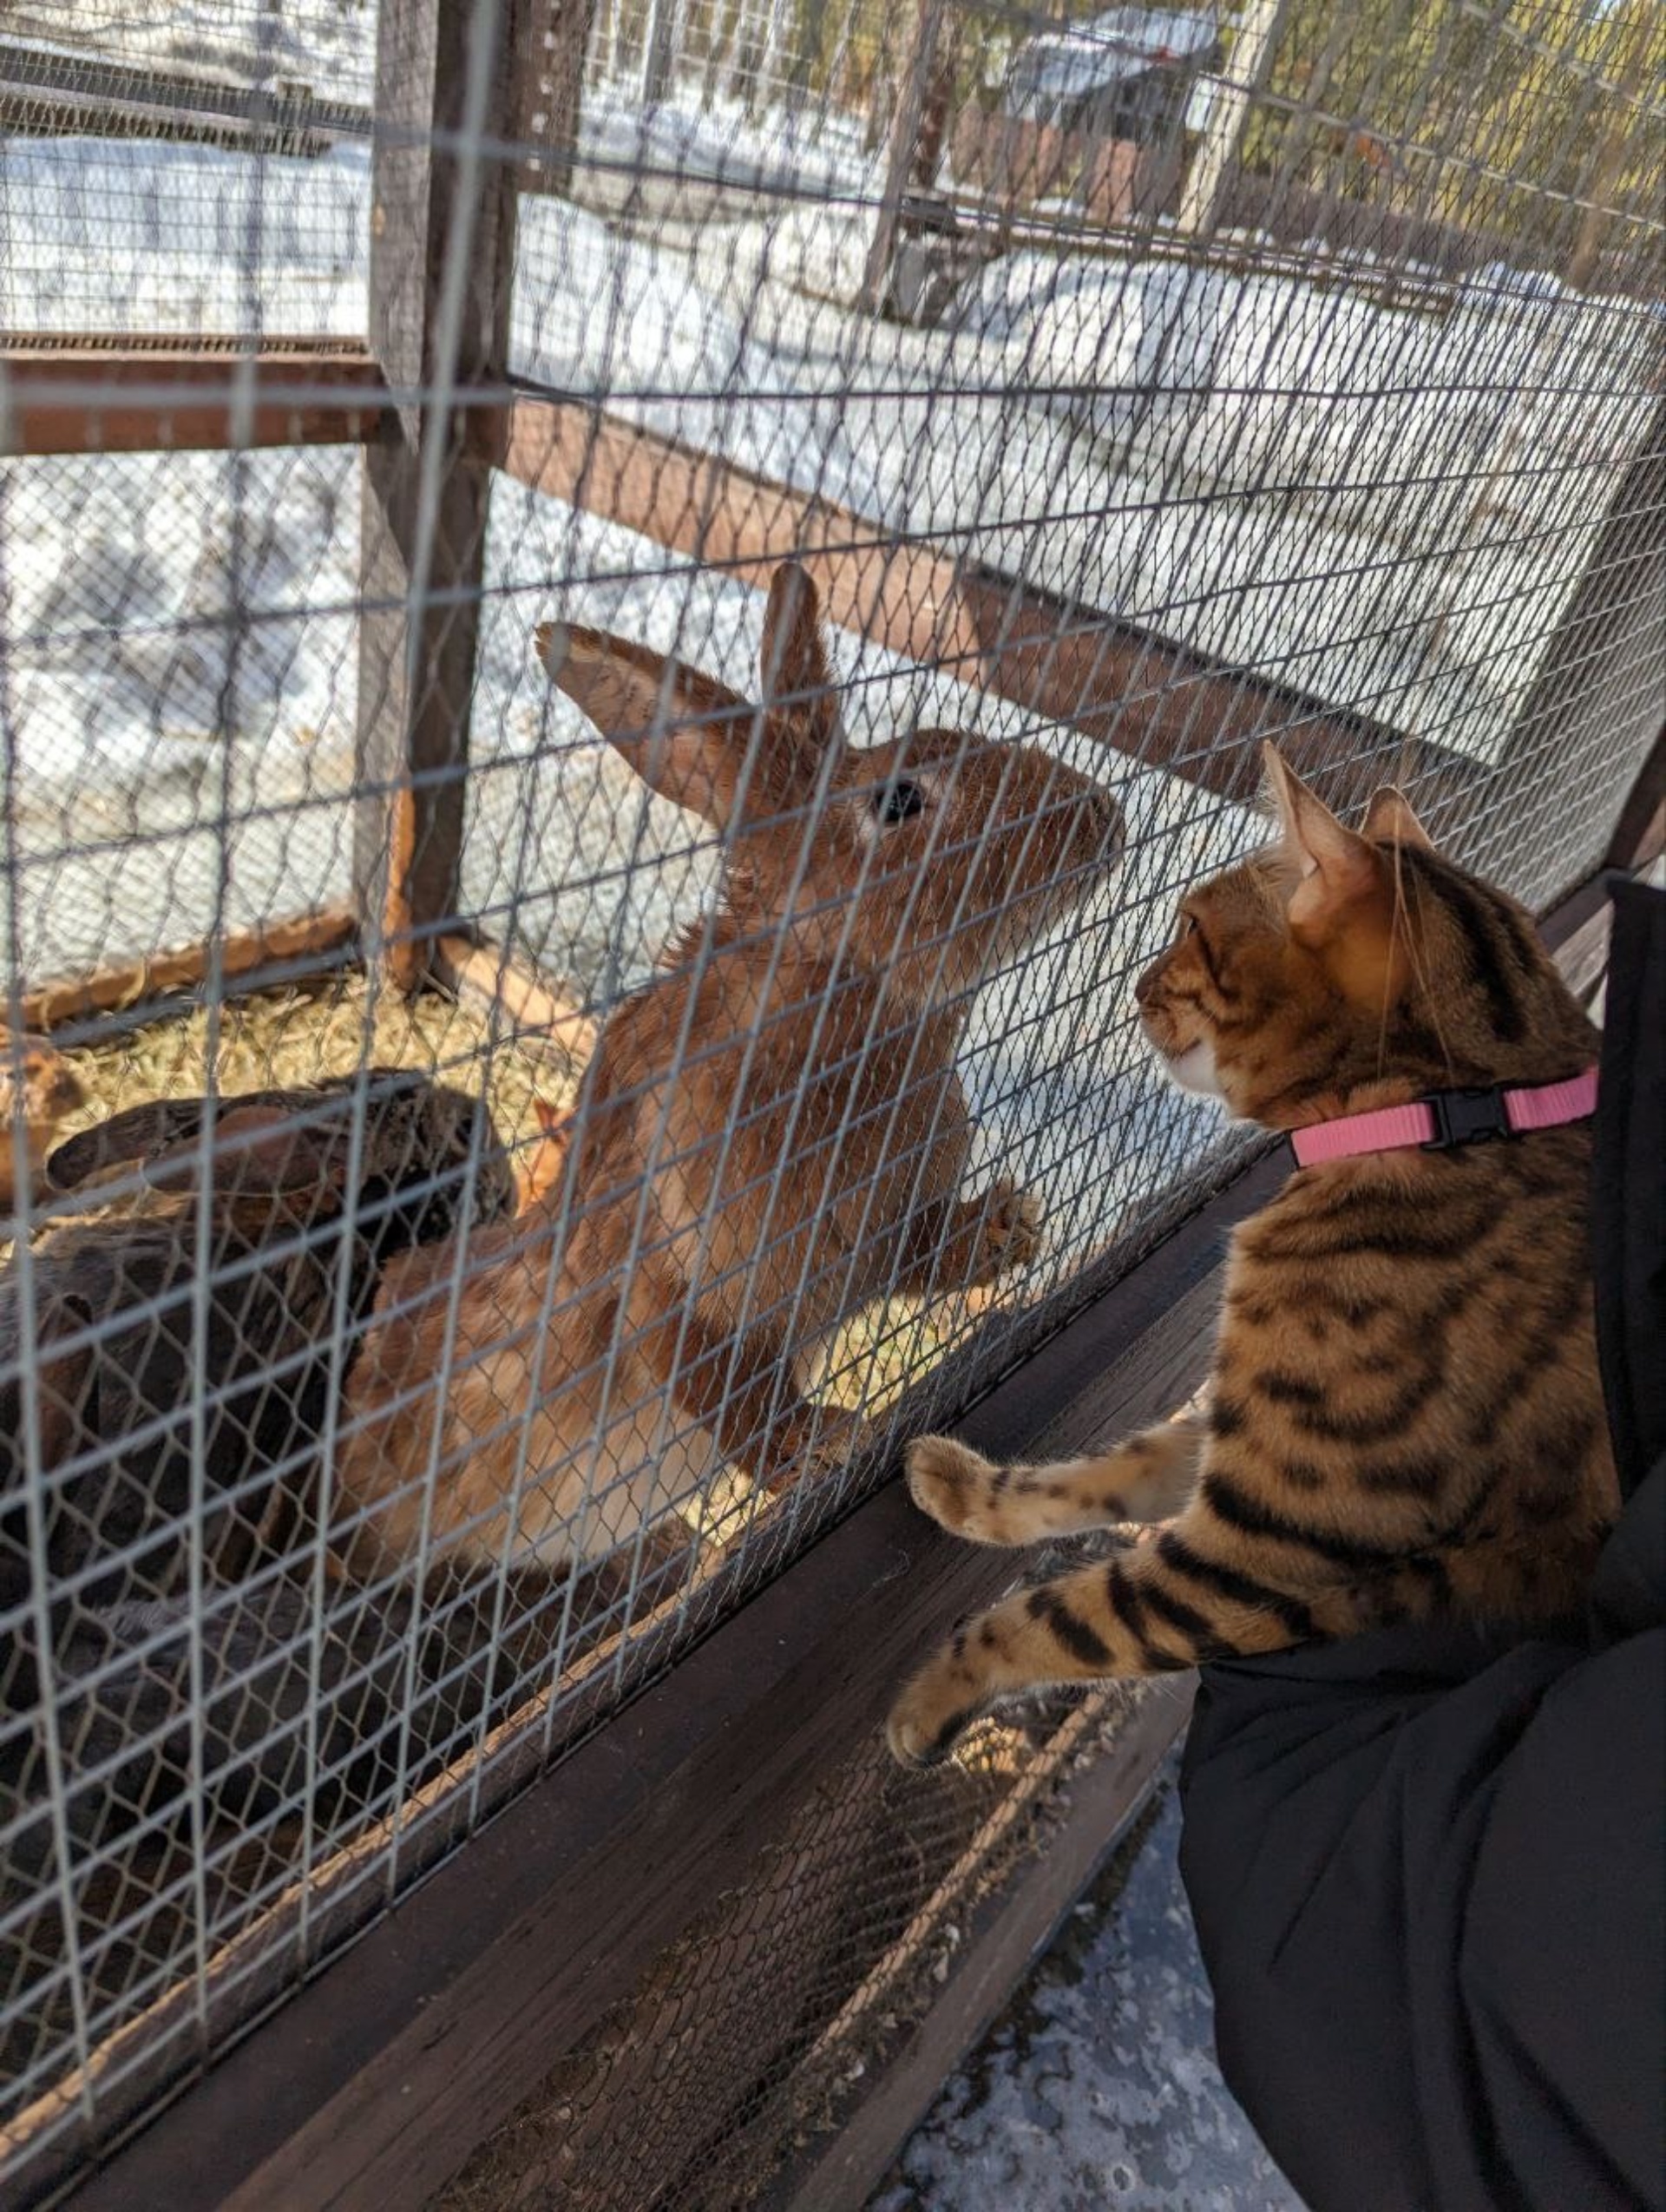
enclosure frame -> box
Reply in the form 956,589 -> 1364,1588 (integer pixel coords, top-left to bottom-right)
1,0 -> 1663,2201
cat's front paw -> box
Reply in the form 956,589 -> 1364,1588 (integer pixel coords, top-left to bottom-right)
906,1434 -> 1023,1546
887,1643 -> 987,1769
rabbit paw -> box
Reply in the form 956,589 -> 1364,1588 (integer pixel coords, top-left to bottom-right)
905,1434 -> 1016,1545
758,1407 -> 863,1496
970,1181 -> 1045,1285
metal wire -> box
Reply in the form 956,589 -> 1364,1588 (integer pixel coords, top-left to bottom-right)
0,0 -> 1661,2189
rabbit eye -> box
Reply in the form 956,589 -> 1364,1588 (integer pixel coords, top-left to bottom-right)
875,781 -> 924,825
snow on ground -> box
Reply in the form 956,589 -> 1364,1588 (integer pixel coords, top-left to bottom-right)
0,443 -> 362,980
2,98 -> 1654,792
0,136 -> 370,336
511,196 -> 885,510
577,82 -> 882,209
872,1750 -> 1302,2212
513,179 -> 1657,768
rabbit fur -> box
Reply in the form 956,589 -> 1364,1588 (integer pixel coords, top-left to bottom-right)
0,1071 -> 515,1716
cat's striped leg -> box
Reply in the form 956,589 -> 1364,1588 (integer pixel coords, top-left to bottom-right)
904,1414 -> 1204,1547
886,1510 -> 1323,1767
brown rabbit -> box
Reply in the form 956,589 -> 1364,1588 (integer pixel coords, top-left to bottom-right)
0,1034 -> 85,1216
333,564 -> 1124,1585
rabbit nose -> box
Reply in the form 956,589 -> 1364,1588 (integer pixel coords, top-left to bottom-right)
1132,963 -> 1159,1008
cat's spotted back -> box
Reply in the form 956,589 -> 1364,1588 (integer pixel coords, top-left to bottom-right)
889,745 -> 1616,1767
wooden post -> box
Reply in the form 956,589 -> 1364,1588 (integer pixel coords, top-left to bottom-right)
354,0 -> 517,994
509,0 -> 600,197
1565,14 -> 1655,292
639,0 -> 678,108
1174,0 -> 1290,239
860,0 -> 950,315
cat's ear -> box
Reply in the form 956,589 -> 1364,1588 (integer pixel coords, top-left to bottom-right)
1261,745 -> 1380,931
1361,785 -> 1434,850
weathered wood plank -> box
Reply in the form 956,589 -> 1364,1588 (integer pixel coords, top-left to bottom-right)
0,347 -> 386,456
352,0 -> 517,994
16,905 -> 358,1034
433,933 -> 600,1060
505,0 -> 599,195
766,1689 -> 1187,2212
494,392 -> 1466,815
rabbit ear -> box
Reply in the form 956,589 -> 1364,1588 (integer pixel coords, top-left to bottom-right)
47,1099 -> 209,1191
536,620 -> 756,829
141,1104 -> 352,1207
47,1089 -> 353,1194
758,563 -> 840,762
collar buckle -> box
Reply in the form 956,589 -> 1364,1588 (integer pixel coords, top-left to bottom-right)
1420,1085 -> 1512,1151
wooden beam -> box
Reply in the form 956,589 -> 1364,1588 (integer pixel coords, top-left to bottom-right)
353,0 -> 519,995
505,0 -> 600,197
862,0 -> 956,314
15,905 -> 358,1034
0,41 -> 369,157
433,932 -> 600,1061
0,347 -> 387,457
495,391 -> 1471,815
1174,0 -> 1293,240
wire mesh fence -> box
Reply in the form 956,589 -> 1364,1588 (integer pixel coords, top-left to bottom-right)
0,0 -> 1662,2190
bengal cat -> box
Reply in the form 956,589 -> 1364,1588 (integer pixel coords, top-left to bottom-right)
887,744 -> 1615,1767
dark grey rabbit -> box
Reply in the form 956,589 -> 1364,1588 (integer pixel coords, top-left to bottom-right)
0,1569 -> 523,2097
5,1549 -> 632,1890
14,1583 -> 424,1866
0,1070 -> 515,1713
12,1574 -> 513,1864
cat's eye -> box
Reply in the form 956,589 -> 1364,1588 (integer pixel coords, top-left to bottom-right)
874,780 -> 925,825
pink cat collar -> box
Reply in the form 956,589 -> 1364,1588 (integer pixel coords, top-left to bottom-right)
1289,1067 -> 1599,1168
